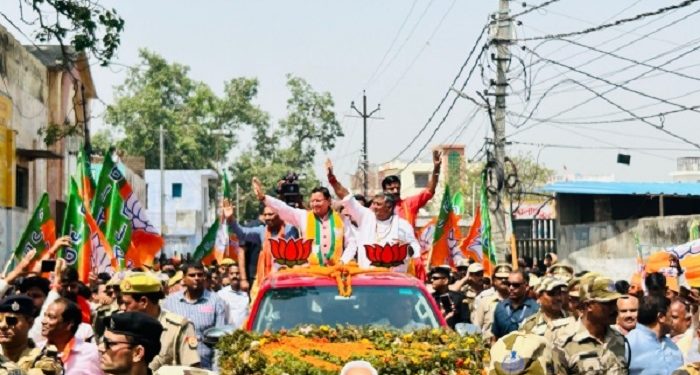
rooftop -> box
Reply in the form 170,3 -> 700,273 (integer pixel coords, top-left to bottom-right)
542,181 -> 700,196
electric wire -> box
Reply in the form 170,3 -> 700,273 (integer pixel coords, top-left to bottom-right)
383,24 -> 489,164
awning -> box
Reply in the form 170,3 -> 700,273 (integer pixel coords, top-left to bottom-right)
16,148 -> 63,160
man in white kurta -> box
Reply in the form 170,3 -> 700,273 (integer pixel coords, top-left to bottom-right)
339,194 -> 420,271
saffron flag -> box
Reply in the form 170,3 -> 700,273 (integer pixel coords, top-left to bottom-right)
480,172 -> 497,276
11,193 -> 56,271
459,207 -> 483,264
666,239 -> 700,286
93,151 -> 163,268
77,148 -> 96,207
60,178 -> 116,283
194,219 -> 224,265
430,185 -> 460,267
221,171 -> 240,259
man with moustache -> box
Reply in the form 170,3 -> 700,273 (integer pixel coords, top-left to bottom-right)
519,275 -> 571,339
98,312 -> 162,375
613,295 -> 639,335
551,275 -> 628,374
216,264 -> 249,328
0,295 -> 62,374
163,263 -> 226,370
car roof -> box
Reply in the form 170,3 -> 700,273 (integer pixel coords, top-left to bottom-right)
264,271 -> 426,289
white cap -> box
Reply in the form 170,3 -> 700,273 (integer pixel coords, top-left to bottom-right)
340,361 -> 378,375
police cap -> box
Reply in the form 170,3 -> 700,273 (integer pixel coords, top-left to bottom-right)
0,295 -> 36,318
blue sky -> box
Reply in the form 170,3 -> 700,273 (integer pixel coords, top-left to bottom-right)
3,0 -> 699,184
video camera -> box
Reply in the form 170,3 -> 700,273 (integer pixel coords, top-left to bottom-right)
278,172 -> 302,208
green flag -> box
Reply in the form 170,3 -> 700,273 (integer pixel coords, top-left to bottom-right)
104,180 -> 131,269
60,179 -> 94,283
222,170 -> 233,201
480,171 -> 497,273
11,193 -> 56,270
193,219 -> 221,264
452,191 -> 465,216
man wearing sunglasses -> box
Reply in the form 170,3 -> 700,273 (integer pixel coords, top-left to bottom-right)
491,270 -> 539,341
519,275 -> 573,340
429,267 -> 469,329
0,295 -> 61,374
99,312 -> 163,375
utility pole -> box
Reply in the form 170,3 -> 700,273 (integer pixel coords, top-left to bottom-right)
351,91 -> 381,197
490,0 -> 512,256
159,123 -> 165,246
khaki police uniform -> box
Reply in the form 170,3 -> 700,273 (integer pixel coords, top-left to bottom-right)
674,363 -> 700,375
151,310 -> 200,371
550,275 -> 628,375
0,357 -> 23,375
520,275 -> 570,339
489,330 -> 550,375
474,263 -> 512,339
120,273 -> 200,371
18,346 -> 63,375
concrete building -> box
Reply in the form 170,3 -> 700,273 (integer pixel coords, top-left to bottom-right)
145,169 -> 218,255
0,24 -> 95,264
671,157 -> 700,182
542,181 -> 700,279
350,144 -> 469,225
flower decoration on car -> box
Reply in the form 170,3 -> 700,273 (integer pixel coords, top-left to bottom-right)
270,238 -> 313,267
364,243 -> 409,268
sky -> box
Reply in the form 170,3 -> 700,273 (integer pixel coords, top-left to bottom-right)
3,0 -> 700,185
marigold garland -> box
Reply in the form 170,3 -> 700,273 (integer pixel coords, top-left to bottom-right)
217,325 -> 488,374
278,263 -> 390,297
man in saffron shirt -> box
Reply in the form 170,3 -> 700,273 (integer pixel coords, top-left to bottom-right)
382,150 -> 442,228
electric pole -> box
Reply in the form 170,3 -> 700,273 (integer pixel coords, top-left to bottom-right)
490,0 -> 512,255
351,91 -> 381,196
159,123 -> 166,250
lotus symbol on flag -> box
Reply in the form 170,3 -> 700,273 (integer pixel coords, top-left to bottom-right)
364,243 -> 409,268
269,238 -> 313,267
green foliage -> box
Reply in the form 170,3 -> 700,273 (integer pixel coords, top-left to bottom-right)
229,75 -> 341,221
217,325 -> 487,375
13,0 -> 124,65
104,49 -> 268,170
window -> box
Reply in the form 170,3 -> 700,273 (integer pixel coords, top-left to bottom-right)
172,183 -> 183,198
15,166 -> 28,208
413,173 -> 429,188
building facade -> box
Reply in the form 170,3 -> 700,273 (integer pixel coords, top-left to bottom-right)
144,169 -> 218,256
0,24 -> 95,265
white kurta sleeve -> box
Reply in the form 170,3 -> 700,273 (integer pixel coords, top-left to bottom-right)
340,217 -> 359,264
341,195 -> 372,226
264,195 -> 308,232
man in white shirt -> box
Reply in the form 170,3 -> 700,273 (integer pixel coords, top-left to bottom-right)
216,264 -> 249,327
325,160 -> 420,271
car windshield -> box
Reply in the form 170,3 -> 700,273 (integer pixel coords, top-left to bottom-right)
252,285 -> 440,332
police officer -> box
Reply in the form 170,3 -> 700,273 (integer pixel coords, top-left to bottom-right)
119,273 -> 200,371
550,275 -> 628,374
473,263 -> 512,340
0,295 -> 61,375
93,274 -> 123,342
99,312 -> 163,375
519,276 -> 573,341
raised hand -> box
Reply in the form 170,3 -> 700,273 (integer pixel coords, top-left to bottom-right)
433,150 -> 443,168
252,177 -> 265,201
222,199 -> 235,222
48,236 -> 71,257
325,158 -> 334,176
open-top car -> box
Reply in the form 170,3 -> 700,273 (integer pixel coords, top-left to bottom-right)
246,267 -> 447,332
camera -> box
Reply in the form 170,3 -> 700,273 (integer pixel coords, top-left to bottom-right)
278,172 -> 302,208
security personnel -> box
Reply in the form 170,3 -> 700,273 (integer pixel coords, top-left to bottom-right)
100,312 -> 163,375
0,295 -> 61,375
489,329 -> 550,375
550,275 -> 628,374
547,263 -> 574,283
473,263 -> 512,340
674,363 -> 700,375
519,276 -> 572,341
120,273 -> 200,371
94,272 -> 128,341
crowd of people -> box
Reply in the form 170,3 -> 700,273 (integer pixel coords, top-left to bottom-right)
2,150 -> 699,375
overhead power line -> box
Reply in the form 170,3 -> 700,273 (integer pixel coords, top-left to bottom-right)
515,0 -> 700,42
509,140 -> 698,152
383,24 -> 489,164
511,0 -> 563,18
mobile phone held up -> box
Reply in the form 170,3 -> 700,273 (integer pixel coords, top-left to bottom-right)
40,260 -> 56,273
439,294 -> 453,313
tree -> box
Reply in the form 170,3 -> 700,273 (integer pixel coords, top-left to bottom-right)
228,75 -> 343,220
104,49 -> 268,169
1,0 -> 124,65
